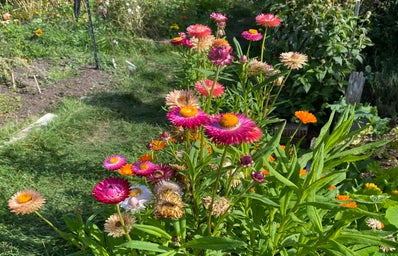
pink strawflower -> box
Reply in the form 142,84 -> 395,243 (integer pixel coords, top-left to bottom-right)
207,46 -> 235,66
210,12 -> 228,22
146,164 -> 175,184
132,161 -> 157,176
167,106 -> 209,129
204,113 -> 262,145
186,24 -> 212,39
256,13 -> 281,27
241,29 -> 263,41
194,79 -> 225,98
103,155 -> 127,171
92,177 -> 130,204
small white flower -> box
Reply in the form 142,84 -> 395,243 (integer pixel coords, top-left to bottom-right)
366,218 -> 384,230
120,185 -> 152,213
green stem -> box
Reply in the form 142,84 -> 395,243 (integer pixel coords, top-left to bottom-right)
34,211 -> 64,237
207,146 -> 229,235
204,65 -> 222,113
260,28 -> 268,63
115,204 -> 132,241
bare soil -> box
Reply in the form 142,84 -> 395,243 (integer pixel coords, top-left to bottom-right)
0,59 -> 111,124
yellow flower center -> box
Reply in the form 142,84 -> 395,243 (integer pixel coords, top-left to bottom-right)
17,193 -> 33,203
219,113 -> 239,128
129,187 -> 142,197
139,163 -> 149,170
180,106 -> 198,117
109,157 -> 119,164
173,36 -> 182,41
248,29 -> 258,34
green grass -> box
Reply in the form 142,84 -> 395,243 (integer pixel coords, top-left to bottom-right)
0,41 -> 179,255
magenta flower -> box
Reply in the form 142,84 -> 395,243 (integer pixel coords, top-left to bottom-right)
92,177 -> 130,204
240,154 -> 254,167
186,24 -> 212,39
207,46 -> 235,66
194,79 -> 225,98
241,29 -> 263,41
256,13 -> 281,28
167,106 -> 209,129
146,164 -> 175,184
251,171 -> 266,183
132,161 -> 157,176
103,155 -> 127,171
210,12 -> 228,22
204,113 -> 262,145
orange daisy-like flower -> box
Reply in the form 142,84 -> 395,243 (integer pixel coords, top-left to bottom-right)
8,189 -> 46,215
150,140 -> 167,151
294,110 -> 317,124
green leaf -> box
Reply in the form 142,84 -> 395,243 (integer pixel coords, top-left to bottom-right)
183,236 -> 246,250
134,224 -> 172,240
323,239 -> 356,256
242,193 -> 280,208
266,163 -> 299,190
118,240 -> 172,253
307,205 -> 323,233
385,206 -> 398,228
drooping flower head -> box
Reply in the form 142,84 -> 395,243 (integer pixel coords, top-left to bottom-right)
204,113 -> 262,145
256,13 -> 281,27
202,196 -> 231,216
294,110 -> 317,124
251,171 -> 266,183
154,180 -> 183,196
165,90 -> 201,110
103,154 -> 127,171
146,164 -> 175,184
240,154 -> 254,167
167,106 -> 209,129
92,177 -> 130,204
247,59 -> 274,77
132,161 -> 157,176
366,218 -> 384,230
120,185 -> 153,213
280,52 -> 308,70
208,46 -> 235,66
154,190 -> 184,220
242,29 -> 263,41
8,189 -> 46,215
194,79 -> 225,98
186,24 -> 212,39
104,213 -> 135,238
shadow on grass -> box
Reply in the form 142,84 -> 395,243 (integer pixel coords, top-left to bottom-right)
82,91 -> 168,125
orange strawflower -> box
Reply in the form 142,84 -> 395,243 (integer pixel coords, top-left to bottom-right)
139,153 -> 152,162
340,202 -> 357,208
118,164 -> 134,176
262,169 -> 270,175
299,169 -> 307,176
336,195 -> 352,201
269,155 -> 275,161
329,185 -> 336,190
294,111 -> 317,124
151,140 -> 166,151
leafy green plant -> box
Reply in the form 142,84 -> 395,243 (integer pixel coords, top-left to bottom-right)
6,12 -> 397,256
